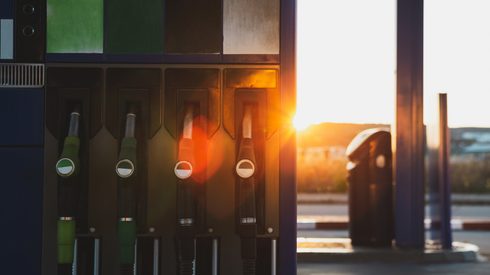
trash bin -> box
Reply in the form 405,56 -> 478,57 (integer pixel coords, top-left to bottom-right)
346,128 -> 394,247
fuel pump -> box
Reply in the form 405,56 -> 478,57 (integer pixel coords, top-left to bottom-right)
175,105 -> 198,275
236,105 -> 258,275
56,110 -> 81,275
116,108 -> 138,275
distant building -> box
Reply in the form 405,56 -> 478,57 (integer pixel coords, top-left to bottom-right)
451,128 -> 490,157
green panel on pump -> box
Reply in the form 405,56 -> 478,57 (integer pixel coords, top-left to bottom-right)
105,0 -> 164,53
47,0 -> 103,53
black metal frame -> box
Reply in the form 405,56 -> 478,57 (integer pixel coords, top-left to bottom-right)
46,54 -> 280,64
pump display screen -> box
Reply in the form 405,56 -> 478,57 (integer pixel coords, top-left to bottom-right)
0,19 -> 13,59
47,0 -> 103,53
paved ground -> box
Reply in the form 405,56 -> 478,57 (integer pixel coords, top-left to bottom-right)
297,229 -> 490,274
297,194 -> 490,274
298,230 -> 490,256
453,231 -> 490,256
298,261 -> 490,275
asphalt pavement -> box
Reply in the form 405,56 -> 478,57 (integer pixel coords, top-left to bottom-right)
297,193 -> 490,274
298,261 -> 490,275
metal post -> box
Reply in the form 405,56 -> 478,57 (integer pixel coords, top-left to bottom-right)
271,239 -> 277,275
212,239 -> 218,275
93,239 -> 100,275
72,239 -> 78,275
279,0 -> 297,272
438,94 -> 452,249
133,239 -> 138,275
153,239 -> 159,275
395,0 -> 425,249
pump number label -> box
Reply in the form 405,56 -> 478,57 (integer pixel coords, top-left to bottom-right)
174,161 -> 193,179
56,158 -> 75,177
236,159 -> 255,179
116,159 -> 135,178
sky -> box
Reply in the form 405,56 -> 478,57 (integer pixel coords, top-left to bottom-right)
295,0 -> 490,129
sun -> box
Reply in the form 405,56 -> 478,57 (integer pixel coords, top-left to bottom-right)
293,114 -> 311,132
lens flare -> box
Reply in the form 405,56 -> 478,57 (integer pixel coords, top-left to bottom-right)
293,114 -> 311,132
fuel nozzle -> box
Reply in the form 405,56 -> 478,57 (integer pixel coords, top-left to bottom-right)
116,108 -> 138,272
175,105 -> 197,275
56,110 -> 81,274
236,105 -> 258,275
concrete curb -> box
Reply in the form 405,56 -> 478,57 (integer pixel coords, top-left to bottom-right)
297,218 -> 490,231
297,238 -> 482,263
297,193 -> 490,205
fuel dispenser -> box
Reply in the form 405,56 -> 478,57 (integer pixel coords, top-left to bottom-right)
43,67 -> 285,274
44,68 -> 103,275
35,0 -> 296,272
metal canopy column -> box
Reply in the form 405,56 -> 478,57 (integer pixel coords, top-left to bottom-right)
279,0 -> 297,273
395,0 -> 425,249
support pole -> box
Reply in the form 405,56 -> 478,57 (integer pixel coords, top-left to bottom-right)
395,0 -> 425,249
438,94 -> 452,249
279,0 -> 297,273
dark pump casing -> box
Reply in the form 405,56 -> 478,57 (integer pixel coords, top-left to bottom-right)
15,0 -> 45,62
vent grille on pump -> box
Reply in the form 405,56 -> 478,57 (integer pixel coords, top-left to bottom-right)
0,64 -> 45,88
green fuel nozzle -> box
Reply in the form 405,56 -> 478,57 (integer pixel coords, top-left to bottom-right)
57,217 -> 75,264
56,112 -> 81,178
118,218 -> 137,265
117,109 -> 138,270
56,111 -> 81,267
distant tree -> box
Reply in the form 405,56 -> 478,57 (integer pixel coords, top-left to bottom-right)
297,147 -> 348,193
450,155 -> 490,193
